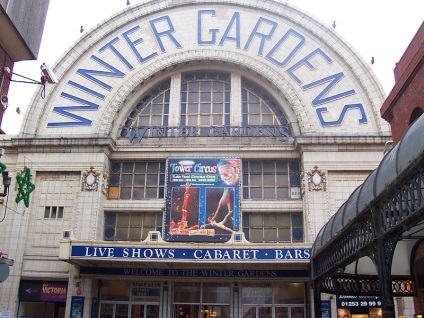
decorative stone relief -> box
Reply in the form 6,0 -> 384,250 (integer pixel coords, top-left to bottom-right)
307,166 -> 327,191
81,166 -> 101,191
102,170 -> 109,195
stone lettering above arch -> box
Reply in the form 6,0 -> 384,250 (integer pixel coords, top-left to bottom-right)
23,0 -> 390,138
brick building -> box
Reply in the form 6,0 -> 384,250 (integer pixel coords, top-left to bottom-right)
381,22 -> 424,145
0,0 -> 50,132
381,22 -> 424,315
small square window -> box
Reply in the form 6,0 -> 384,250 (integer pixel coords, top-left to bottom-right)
44,207 -> 51,218
43,206 -> 65,219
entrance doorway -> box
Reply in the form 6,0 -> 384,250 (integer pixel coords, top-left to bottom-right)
99,302 -> 159,318
243,306 -> 272,318
18,301 -> 66,318
242,305 -> 304,318
99,280 -> 160,317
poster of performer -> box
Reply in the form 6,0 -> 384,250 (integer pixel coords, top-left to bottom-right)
164,157 -> 241,242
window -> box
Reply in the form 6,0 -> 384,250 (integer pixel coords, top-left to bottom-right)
180,72 -> 231,135
120,81 -> 170,138
242,78 -> 291,136
242,213 -> 303,243
174,282 -> 230,318
104,212 -> 163,241
242,282 -> 305,317
109,161 -> 165,199
120,73 -> 293,142
242,160 -> 300,200
43,206 -> 64,219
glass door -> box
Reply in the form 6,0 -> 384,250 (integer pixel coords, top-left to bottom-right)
258,306 -> 272,318
275,307 -> 289,318
173,282 -> 230,318
131,304 -> 159,318
99,303 -> 160,318
100,303 -> 114,318
116,304 -> 128,318
242,306 -> 272,318
131,304 -> 144,318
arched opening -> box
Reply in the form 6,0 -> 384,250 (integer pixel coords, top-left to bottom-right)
409,107 -> 423,125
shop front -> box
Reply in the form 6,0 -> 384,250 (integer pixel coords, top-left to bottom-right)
60,241 -> 311,318
336,295 -> 382,318
93,279 -> 306,318
18,280 -> 68,318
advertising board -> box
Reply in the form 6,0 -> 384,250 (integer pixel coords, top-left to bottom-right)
164,158 -> 241,242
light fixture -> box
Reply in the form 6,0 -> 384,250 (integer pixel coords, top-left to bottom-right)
0,253 -> 14,266
0,171 -> 12,197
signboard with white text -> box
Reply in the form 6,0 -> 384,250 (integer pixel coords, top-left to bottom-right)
70,246 -> 311,261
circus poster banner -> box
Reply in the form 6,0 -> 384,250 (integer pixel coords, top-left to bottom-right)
164,157 -> 241,242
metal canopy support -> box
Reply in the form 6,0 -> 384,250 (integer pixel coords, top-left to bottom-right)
373,239 -> 397,318
311,158 -> 424,316
313,279 -> 322,318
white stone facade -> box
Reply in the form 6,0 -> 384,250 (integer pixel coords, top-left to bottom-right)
0,1 -> 396,317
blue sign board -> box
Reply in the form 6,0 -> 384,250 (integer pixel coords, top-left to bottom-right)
71,246 -> 310,261
79,267 -> 309,278
70,296 -> 84,318
321,300 -> 331,318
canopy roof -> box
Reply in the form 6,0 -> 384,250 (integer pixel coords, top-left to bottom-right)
312,114 -> 424,256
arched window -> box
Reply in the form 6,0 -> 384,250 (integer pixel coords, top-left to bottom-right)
120,72 -> 292,138
409,107 -> 423,125
120,81 -> 170,138
180,72 -> 231,135
242,78 -> 291,136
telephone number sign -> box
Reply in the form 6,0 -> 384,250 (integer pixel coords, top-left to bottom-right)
336,295 -> 381,308
339,300 -> 381,308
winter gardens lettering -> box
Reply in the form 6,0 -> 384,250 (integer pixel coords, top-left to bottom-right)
48,8 -> 367,130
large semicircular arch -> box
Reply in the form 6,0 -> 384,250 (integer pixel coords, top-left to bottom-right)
20,0 -> 388,137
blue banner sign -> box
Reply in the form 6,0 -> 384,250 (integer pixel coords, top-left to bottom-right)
321,300 -> 331,318
79,267 -> 309,278
71,246 -> 310,261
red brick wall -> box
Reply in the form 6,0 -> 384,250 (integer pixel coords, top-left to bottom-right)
390,22 -> 424,314
389,67 -> 424,143
381,22 -> 424,145
393,23 -> 424,82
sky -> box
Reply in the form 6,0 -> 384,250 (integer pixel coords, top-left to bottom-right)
3,0 -> 423,134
